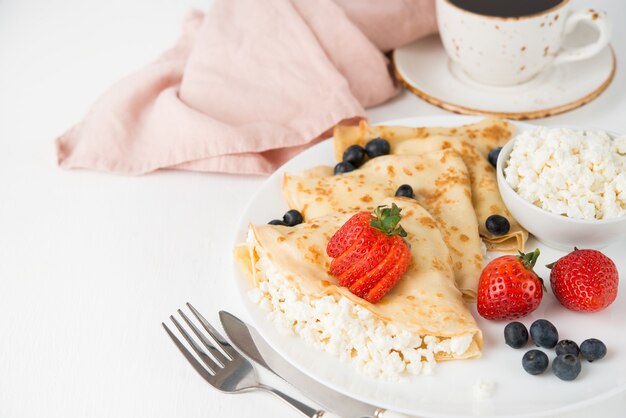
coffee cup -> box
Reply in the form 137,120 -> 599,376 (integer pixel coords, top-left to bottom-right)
436,0 -> 612,86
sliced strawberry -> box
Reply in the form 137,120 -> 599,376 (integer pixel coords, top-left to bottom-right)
348,237 -> 397,296
364,237 -> 412,303
329,224 -> 382,277
326,212 -> 371,258
339,236 -> 392,288
326,203 -> 412,304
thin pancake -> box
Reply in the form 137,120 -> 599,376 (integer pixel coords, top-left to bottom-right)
333,118 -> 527,251
235,198 -> 482,363
395,137 -> 526,251
283,150 -> 483,300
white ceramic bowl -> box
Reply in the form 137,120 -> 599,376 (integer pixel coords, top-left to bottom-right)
496,135 -> 626,251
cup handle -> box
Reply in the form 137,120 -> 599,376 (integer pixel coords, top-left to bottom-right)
553,9 -> 611,65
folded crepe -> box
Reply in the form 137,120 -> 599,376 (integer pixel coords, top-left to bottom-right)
333,118 -> 528,251
283,150 -> 483,300
235,198 -> 482,372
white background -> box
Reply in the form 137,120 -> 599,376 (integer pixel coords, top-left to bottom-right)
1,0 -> 625,417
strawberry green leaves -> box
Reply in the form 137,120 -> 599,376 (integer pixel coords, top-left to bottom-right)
370,203 -> 408,238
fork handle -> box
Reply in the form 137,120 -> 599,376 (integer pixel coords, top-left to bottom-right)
257,383 -> 327,418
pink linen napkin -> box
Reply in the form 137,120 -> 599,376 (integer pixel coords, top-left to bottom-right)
56,0 -> 436,175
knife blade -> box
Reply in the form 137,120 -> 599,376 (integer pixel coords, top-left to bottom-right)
219,310 -> 411,418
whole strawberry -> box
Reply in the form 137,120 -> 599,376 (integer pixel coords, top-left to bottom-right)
477,249 -> 543,320
326,203 -> 411,304
548,248 -> 618,312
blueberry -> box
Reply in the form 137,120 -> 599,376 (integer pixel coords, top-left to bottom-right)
268,219 -> 286,226
504,321 -> 528,349
364,137 -> 390,158
334,161 -> 355,175
485,214 -> 511,236
283,210 -> 303,227
395,184 -> 415,199
530,319 -> 559,349
342,145 -> 366,168
522,349 -> 549,375
555,340 -> 580,357
552,354 -> 581,381
580,338 -> 607,362
488,147 -> 502,168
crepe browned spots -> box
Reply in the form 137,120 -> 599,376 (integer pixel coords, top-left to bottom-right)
235,198 -> 482,362
283,150 -> 483,300
333,118 -> 527,251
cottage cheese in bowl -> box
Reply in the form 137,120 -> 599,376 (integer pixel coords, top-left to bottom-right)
497,127 -> 626,250
504,128 -> 626,220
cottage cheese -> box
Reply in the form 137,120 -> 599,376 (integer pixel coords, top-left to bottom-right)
472,379 -> 496,401
504,128 -> 626,220
248,234 -> 475,380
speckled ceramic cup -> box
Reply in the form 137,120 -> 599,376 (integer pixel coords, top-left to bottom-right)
436,0 -> 611,86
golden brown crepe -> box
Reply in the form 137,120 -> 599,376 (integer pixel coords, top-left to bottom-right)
333,118 -> 513,161
333,118 -> 528,251
235,198 -> 483,362
283,150 -> 483,300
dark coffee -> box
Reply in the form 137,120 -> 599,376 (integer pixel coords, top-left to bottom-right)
448,0 -> 564,18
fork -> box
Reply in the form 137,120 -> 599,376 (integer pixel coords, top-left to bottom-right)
163,303 -> 329,418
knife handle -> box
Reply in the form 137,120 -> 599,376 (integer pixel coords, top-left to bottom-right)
320,409 -> 413,418
321,408 -> 413,418
376,409 -> 413,418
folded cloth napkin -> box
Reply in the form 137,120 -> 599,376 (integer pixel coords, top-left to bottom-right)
56,0 -> 436,175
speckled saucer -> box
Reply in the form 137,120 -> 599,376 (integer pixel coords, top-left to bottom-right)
392,30 -> 615,120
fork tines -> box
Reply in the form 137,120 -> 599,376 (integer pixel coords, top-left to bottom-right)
162,303 -> 237,378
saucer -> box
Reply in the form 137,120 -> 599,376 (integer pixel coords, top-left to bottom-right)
392,31 -> 616,120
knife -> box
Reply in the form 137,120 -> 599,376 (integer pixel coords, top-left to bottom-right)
219,311 -> 412,418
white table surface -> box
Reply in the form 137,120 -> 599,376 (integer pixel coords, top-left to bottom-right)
1,0 -> 625,417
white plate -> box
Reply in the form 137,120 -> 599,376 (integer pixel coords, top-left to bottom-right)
392,29 -> 615,120
232,115 -> 626,417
